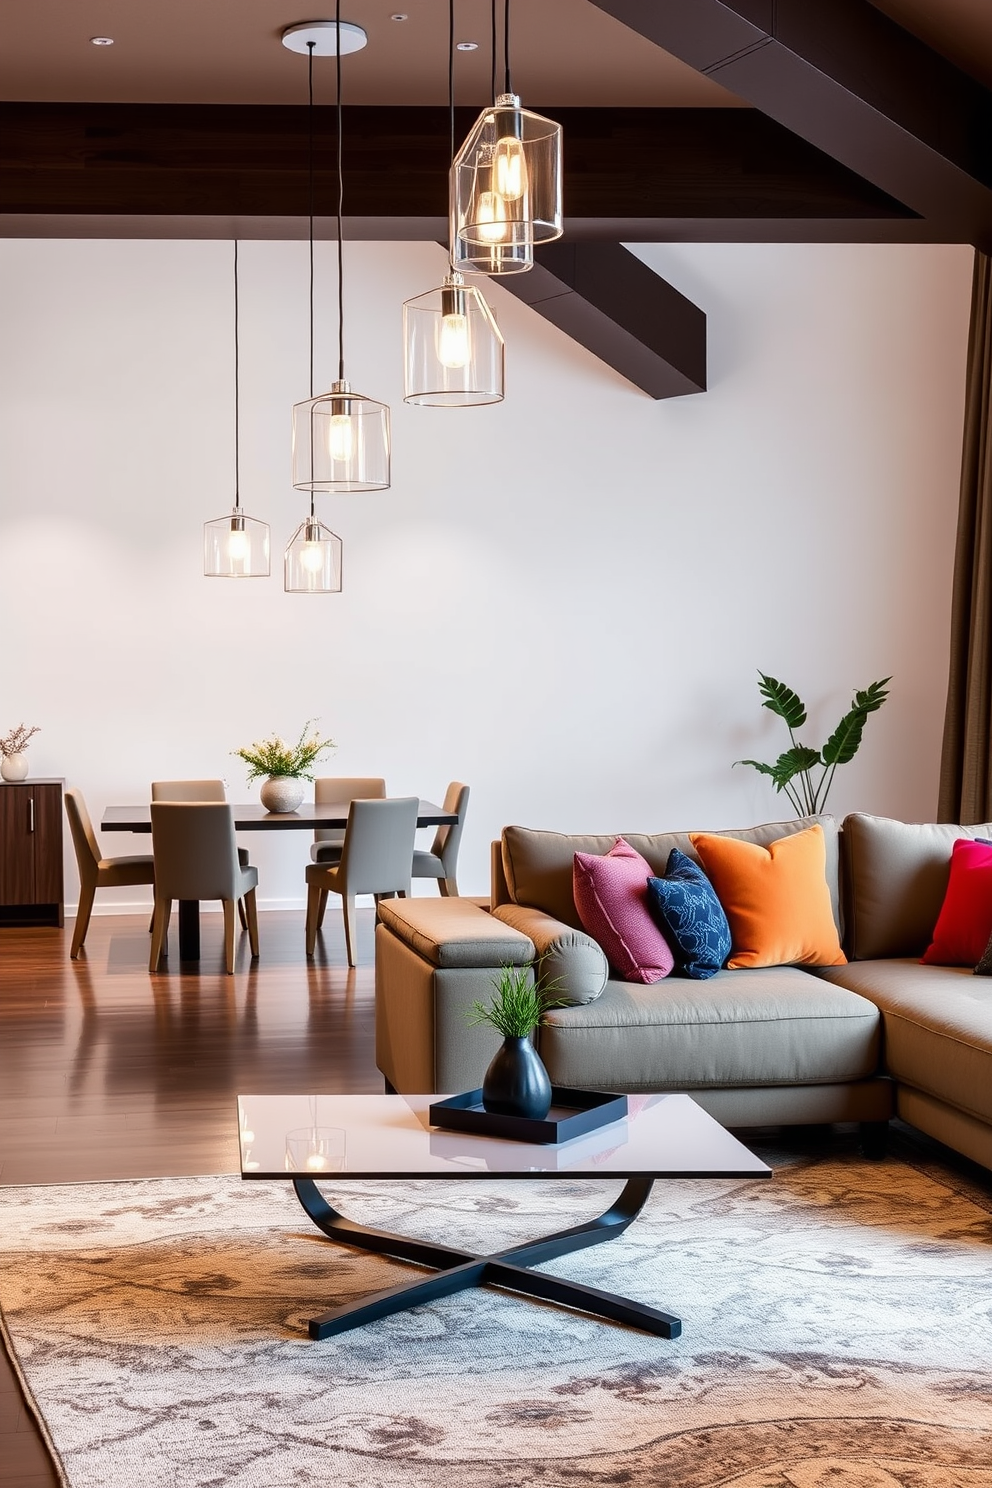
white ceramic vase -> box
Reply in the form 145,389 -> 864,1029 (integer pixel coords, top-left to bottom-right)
0,753 -> 29,782
259,775 -> 305,814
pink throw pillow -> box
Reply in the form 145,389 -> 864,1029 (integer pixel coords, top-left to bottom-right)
573,838 -> 674,984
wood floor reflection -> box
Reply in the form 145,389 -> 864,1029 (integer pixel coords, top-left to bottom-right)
0,909 -> 383,1486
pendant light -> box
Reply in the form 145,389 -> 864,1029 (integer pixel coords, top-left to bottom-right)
450,0 -> 562,272
288,11 -> 390,492
402,0 -> 505,406
284,510 -> 343,593
204,242 -> 271,578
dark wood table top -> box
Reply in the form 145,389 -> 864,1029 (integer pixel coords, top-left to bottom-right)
101,800 -> 456,833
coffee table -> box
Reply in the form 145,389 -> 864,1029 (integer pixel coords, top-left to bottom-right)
238,1092 -> 770,1341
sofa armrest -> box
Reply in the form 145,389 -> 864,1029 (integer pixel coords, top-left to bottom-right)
491,904 -> 609,1006
377,898 -> 533,968
375,899 -> 536,1094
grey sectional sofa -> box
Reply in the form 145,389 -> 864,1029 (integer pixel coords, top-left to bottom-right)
374,813 -> 992,1173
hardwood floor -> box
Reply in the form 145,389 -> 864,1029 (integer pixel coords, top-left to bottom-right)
0,908 -> 384,1486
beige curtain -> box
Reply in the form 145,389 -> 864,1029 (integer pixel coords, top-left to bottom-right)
939,250 -> 992,823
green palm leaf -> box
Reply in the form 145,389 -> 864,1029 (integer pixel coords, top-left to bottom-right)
757,673 -> 807,731
821,678 -> 892,767
773,745 -> 822,785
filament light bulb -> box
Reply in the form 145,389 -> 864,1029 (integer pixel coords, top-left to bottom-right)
226,525 -> 250,563
437,313 -> 470,368
300,540 -> 325,574
477,190 -> 508,244
494,135 -> 526,201
329,413 -> 353,463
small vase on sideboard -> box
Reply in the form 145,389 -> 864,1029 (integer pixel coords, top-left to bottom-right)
1,754 -> 29,783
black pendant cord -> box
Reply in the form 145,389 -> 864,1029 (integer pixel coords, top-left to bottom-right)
307,41 -> 315,401
490,0 -> 497,102
307,40 -> 316,517
233,239 -> 241,513
448,0 -> 455,268
504,0 -> 512,95
335,0 -> 345,384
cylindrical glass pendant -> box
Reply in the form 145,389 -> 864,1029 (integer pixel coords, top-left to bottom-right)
203,509 -> 270,577
292,380 -> 390,492
284,517 -> 343,593
403,273 -> 505,407
451,94 -> 562,266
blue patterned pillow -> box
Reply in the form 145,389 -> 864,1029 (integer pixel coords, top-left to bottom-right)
646,849 -> 731,980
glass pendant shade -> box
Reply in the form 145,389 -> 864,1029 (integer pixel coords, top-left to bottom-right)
204,509 -> 270,578
292,379 -> 390,492
403,273 -> 505,406
284,517 -> 343,593
451,94 -> 562,266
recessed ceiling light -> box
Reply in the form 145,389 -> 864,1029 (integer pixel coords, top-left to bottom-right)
390,12 -> 408,20
90,36 -> 114,46
456,41 -> 479,51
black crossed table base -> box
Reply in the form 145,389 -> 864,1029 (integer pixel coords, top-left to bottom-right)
292,1173 -> 680,1340
238,1093 -> 770,1341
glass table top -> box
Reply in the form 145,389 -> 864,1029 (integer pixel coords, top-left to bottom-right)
237,1093 -> 772,1180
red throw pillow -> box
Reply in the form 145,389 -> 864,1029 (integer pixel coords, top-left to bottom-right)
921,837 -> 992,966
573,838 -> 674,984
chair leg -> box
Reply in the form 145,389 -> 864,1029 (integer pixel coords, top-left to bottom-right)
222,899 -> 237,975
439,876 -> 459,897
244,888 -> 259,959
71,880 -> 97,959
316,888 -> 329,929
238,898 -> 248,930
149,898 -> 170,972
305,883 -> 322,957
342,894 -> 358,968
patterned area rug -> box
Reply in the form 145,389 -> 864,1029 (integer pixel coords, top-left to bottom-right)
2,1143 -> 992,1488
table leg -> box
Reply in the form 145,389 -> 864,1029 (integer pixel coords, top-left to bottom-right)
178,900 -> 200,960
292,1176 -> 680,1341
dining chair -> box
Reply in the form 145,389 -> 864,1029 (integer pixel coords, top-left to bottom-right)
152,779 -> 250,925
305,796 -> 419,966
412,781 -> 470,896
149,802 -> 259,975
64,788 -> 157,960
311,776 -> 387,865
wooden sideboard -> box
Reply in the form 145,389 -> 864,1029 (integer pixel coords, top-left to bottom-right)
0,778 -> 64,927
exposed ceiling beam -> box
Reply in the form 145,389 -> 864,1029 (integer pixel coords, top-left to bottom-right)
0,102 -> 917,243
588,0 -> 992,247
498,243 -> 706,400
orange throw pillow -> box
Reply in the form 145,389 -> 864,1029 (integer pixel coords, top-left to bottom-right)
688,825 -> 846,970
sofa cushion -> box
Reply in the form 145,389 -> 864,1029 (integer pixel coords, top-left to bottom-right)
921,838 -> 992,966
841,813 -> 992,960
491,904 -> 608,1006
501,815 -> 841,932
537,966 -> 881,1092
572,838 -> 674,984
376,898 -> 533,970
818,958 -> 992,1126
645,849 -> 731,979
690,825 -> 846,970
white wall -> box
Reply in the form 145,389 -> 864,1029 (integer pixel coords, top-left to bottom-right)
0,238 -> 973,910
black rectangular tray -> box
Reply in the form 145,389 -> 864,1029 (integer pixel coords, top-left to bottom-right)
429,1087 -> 629,1145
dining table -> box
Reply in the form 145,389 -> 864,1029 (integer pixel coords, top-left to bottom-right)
101,799 -> 457,962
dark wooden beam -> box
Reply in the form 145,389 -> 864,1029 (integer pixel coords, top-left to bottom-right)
0,102 -> 914,241
588,0 -> 992,247
499,243 -> 706,399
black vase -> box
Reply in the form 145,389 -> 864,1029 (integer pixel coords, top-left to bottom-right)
482,1036 -> 553,1120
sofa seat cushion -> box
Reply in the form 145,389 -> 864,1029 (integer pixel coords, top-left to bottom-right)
537,966 -> 880,1093
818,959 -> 992,1126
376,899 -> 533,970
